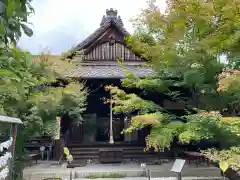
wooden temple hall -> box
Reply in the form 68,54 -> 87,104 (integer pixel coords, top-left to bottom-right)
64,8 -> 152,146
25,8 -> 184,164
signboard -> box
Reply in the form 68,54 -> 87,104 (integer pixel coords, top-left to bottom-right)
54,117 -> 61,140
171,159 -> 186,173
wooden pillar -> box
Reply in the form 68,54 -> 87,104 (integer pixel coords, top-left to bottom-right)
132,129 -> 138,141
9,124 -> 17,180
124,117 -> 131,142
53,116 -> 61,160
53,140 -> 61,160
109,95 -> 114,144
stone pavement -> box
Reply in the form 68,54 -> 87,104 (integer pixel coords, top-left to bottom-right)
75,178 -> 223,180
23,161 -> 223,180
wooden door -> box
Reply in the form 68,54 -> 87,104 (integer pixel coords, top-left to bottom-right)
113,118 -> 124,141
69,123 -> 83,143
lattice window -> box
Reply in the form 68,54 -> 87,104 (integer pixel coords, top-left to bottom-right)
99,43 -> 104,59
103,43 -> 110,59
85,42 -> 142,61
124,47 -> 131,60
115,43 -> 124,60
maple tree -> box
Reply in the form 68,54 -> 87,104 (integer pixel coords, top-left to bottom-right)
106,0 -> 240,172
0,1 -> 87,178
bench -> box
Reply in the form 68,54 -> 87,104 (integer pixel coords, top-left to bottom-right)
184,151 -> 210,166
99,148 -> 123,163
26,153 -> 40,166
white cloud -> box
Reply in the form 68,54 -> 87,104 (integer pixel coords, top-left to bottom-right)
18,0 -> 166,54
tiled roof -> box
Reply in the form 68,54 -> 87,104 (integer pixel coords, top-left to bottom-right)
63,9 -> 152,79
0,115 -> 23,124
66,64 -> 153,78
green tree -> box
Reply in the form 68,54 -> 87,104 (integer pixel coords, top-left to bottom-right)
0,1 -> 87,178
0,0 -> 34,44
107,0 -> 240,172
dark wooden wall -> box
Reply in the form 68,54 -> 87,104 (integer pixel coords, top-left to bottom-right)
83,42 -> 142,61
75,25 -> 143,61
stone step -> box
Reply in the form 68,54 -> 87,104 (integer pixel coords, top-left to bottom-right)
71,152 -> 155,156
70,148 -> 99,152
24,176 -> 223,180
70,147 -> 154,152
71,153 -> 156,160
24,169 -> 222,180
68,143 -> 145,147
75,178 -> 223,180
23,163 -> 223,180
124,152 -> 151,155
72,155 -> 99,159
69,146 -> 157,160
71,151 -> 99,155
69,146 -> 147,151
123,154 -> 156,158
73,167 -> 222,178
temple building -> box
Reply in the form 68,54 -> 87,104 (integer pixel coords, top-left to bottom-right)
21,9 -> 224,171
25,8 -> 185,163
64,8 -> 153,146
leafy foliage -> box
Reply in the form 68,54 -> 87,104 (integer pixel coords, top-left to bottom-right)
217,69 -> 240,114
33,52 -> 75,77
108,0 -> 240,171
0,1 -> 87,178
204,147 -> 240,172
0,0 -> 34,44
0,51 -> 87,137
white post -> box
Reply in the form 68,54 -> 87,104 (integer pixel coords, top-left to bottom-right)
109,94 -> 114,144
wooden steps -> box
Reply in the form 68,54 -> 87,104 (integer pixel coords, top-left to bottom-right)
68,142 -> 158,161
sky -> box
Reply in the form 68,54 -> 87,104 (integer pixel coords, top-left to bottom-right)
18,0 -> 167,55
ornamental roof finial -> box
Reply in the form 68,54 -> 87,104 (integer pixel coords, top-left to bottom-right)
100,8 -> 124,27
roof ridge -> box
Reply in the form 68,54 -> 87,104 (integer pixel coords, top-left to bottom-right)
66,9 -> 130,59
